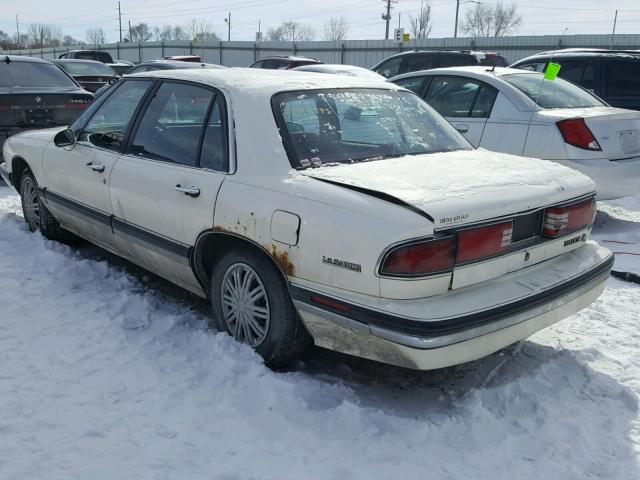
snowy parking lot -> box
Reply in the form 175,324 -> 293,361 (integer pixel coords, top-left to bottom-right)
0,184 -> 638,479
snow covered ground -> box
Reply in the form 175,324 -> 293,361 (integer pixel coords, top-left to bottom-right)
0,184 -> 638,480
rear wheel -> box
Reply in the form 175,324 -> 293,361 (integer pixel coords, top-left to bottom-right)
210,249 -> 311,369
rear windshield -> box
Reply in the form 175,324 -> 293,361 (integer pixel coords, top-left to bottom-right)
58,61 -> 115,76
73,51 -> 113,63
501,73 -> 605,108
273,88 -> 471,170
0,61 -> 78,89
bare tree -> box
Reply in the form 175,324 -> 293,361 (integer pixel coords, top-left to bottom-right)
172,26 -> 188,40
129,23 -> 153,42
410,2 -> 433,39
184,19 -> 218,42
461,2 -> 522,37
62,35 -> 80,47
0,31 -> 12,50
28,24 -> 52,48
267,21 -> 315,42
322,17 -> 349,41
48,25 -> 63,47
86,27 -> 106,47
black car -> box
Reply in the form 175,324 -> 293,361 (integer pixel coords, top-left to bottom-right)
0,56 -> 93,154
249,55 -> 322,70
511,49 -> 640,111
126,59 -> 227,74
54,59 -> 118,93
372,50 -> 509,78
58,50 -> 114,64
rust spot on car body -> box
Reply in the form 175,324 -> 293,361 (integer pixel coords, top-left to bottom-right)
213,225 -> 232,233
270,245 -> 295,276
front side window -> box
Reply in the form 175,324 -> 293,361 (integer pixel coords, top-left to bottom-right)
78,80 -> 152,151
374,56 -> 402,78
438,54 -> 474,68
273,88 -> 471,170
502,73 -> 605,109
130,82 -> 215,167
424,76 -> 496,118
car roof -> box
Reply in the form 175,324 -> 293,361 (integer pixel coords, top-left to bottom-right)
258,55 -> 321,62
62,50 -> 106,54
129,67 -> 398,96
54,58 -> 106,65
292,64 -> 386,80
515,48 -> 640,62
1,55 -> 53,64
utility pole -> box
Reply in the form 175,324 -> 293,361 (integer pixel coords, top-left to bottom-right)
15,15 -> 20,49
382,0 -> 393,40
224,12 -> 231,42
454,0 -> 460,38
611,9 -> 618,50
128,20 -> 132,43
118,1 -> 123,43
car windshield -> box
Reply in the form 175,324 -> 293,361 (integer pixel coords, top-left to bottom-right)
0,61 -> 78,89
274,88 -> 471,169
501,73 -> 605,109
59,61 -> 115,76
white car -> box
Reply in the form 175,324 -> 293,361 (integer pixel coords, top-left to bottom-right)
291,63 -> 386,81
390,66 -> 640,200
0,69 -> 612,370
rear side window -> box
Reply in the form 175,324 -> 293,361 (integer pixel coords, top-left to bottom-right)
605,58 -> 640,96
424,76 -> 496,117
130,81 -> 222,168
438,54 -> 475,68
199,96 -> 228,171
516,62 -> 546,73
0,61 -> 77,88
374,56 -> 402,78
405,54 -> 434,73
79,80 -> 152,151
394,76 -> 425,94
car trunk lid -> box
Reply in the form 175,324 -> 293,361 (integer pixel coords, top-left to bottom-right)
535,106 -> 640,160
0,90 -> 92,128
303,149 -> 595,229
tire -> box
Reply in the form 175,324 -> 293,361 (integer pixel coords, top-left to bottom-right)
210,248 -> 311,369
20,168 -> 76,243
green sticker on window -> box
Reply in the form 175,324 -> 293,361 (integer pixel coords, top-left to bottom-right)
545,62 -> 561,81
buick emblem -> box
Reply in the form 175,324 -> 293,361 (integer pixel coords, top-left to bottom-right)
34,96 -> 42,103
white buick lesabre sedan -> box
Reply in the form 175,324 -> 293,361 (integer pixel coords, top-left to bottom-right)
0,69 -> 613,370
390,66 -> 640,200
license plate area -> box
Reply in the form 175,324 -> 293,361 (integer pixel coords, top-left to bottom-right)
619,129 -> 639,154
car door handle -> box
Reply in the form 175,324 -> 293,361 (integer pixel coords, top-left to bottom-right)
86,162 -> 105,172
174,184 -> 200,197
454,124 -> 469,133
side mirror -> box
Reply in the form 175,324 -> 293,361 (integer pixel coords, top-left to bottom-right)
108,77 -> 118,84
54,128 -> 75,148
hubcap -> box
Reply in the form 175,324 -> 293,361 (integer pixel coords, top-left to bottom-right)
22,178 -> 40,231
221,263 -> 270,347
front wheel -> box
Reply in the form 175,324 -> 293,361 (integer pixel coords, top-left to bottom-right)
210,249 -> 311,369
20,170 -> 41,232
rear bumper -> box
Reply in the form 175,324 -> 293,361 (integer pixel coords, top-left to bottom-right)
293,243 -> 613,370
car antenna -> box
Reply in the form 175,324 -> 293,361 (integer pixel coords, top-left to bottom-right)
486,63 -> 496,72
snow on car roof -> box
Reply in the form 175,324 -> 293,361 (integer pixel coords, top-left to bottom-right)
128,67 -> 399,97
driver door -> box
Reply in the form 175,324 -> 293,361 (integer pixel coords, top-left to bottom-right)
43,79 -> 153,246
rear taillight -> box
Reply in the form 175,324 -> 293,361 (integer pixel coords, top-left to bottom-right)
380,237 -> 455,276
65,103 -> 88,110
543,198 -> 596,237
556,118 -> 601,151
456,221 -> 513,264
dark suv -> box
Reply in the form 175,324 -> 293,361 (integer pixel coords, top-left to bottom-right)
372,50 -> 509,78
249,55 -> 322,70
58,50 -> 114,64
511,49 -> 640,110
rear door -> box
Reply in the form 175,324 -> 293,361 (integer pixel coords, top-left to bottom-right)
422,75 -> 497,146
109,80 -> 227,293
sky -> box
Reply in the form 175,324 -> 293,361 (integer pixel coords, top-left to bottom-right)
2,0 -> 640,43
